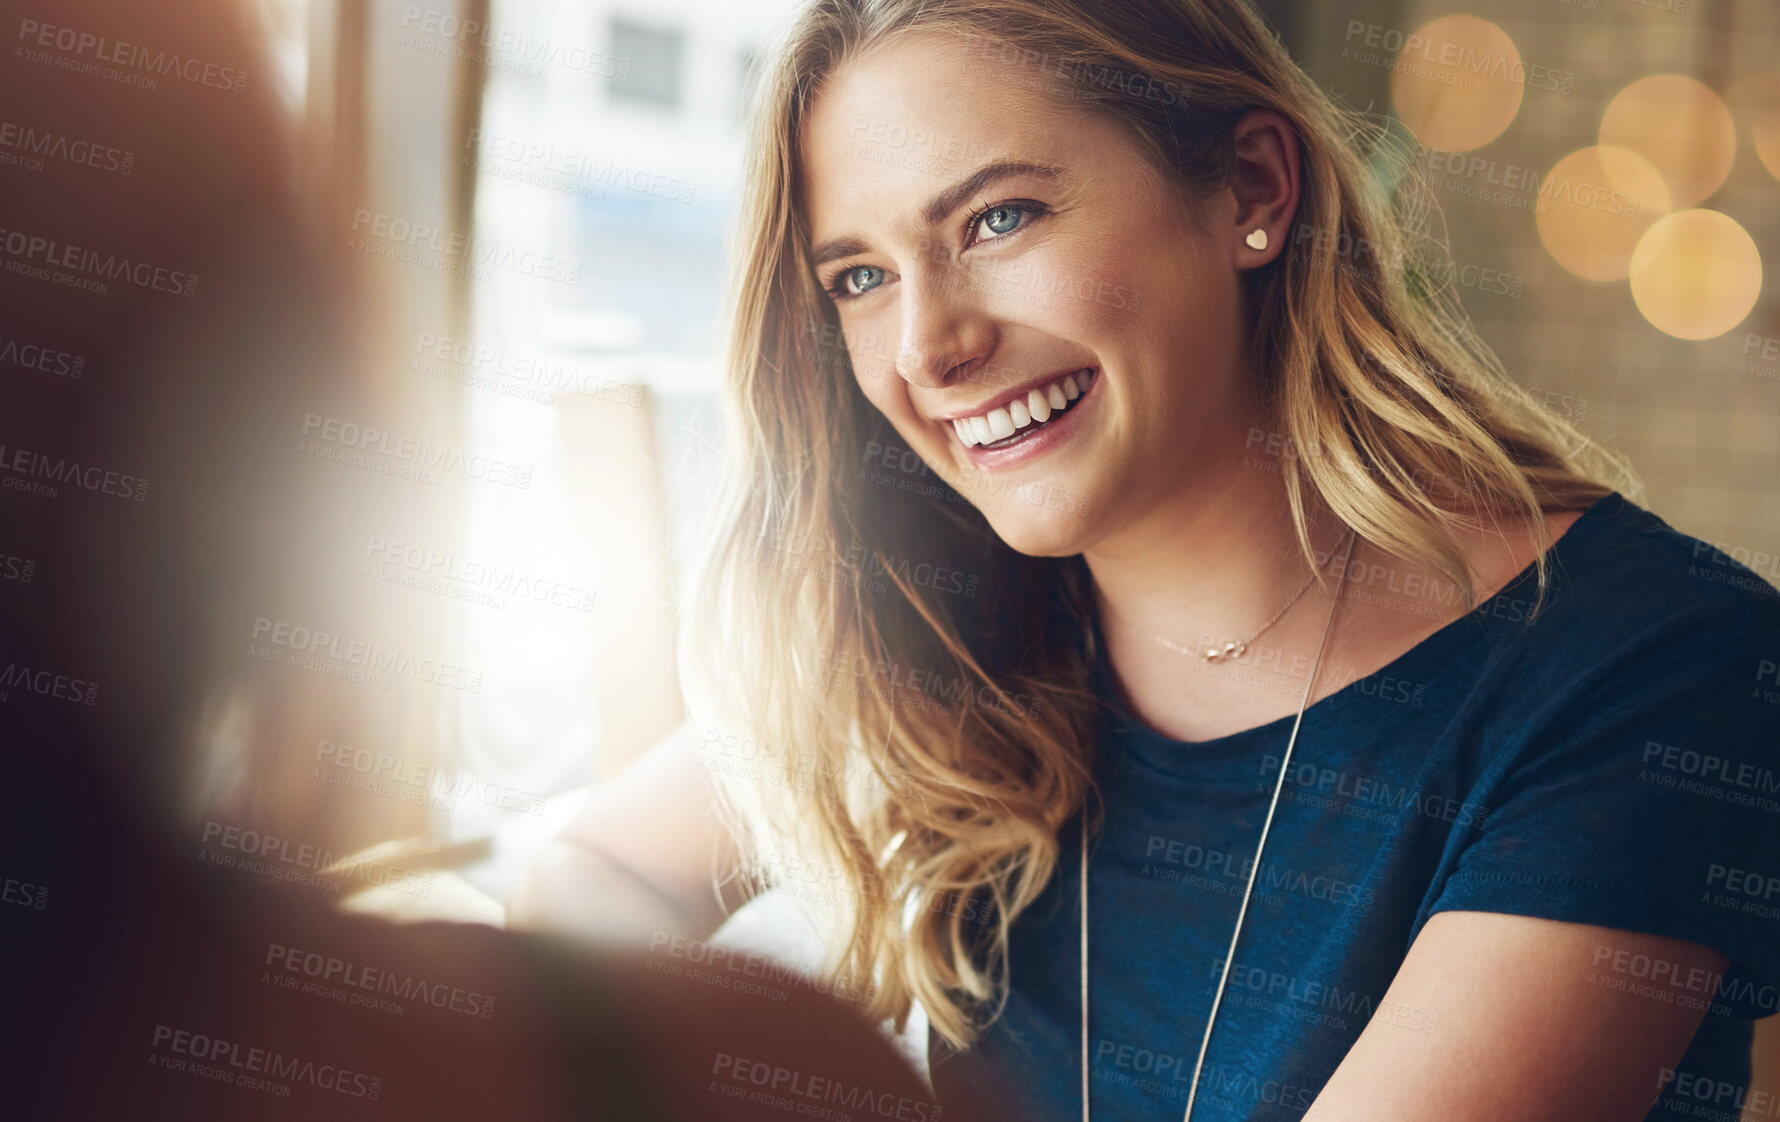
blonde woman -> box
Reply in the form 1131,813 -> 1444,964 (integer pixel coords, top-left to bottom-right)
515,1 -> 1780,1118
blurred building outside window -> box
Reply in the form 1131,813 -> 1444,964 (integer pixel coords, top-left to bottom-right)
444,0 -> 806,895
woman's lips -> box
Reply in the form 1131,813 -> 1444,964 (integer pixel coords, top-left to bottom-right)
953,367 -> 1100,469
951,367 -> 1096,449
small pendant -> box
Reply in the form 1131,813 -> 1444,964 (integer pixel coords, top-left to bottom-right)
1203,641 -> 1246,663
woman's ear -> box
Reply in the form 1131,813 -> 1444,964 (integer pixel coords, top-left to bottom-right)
1228,108 -> 1302,269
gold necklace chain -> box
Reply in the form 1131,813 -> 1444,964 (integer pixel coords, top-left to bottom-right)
1079,528 -> 1358,1122
1114,528 -> 1356,663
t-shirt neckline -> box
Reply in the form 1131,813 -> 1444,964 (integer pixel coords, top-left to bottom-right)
1091,490 -> 1626,758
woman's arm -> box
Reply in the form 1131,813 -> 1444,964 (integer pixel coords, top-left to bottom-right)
507,721 -> 751,944
1306,910 -> 1727,1121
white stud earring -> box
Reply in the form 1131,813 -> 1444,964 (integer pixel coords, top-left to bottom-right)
1245,228 -> 1269,251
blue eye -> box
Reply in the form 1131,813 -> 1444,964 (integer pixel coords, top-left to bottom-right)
974,204 -> 1029,240
829,264 -> 885,299
819,200 -> 1048,303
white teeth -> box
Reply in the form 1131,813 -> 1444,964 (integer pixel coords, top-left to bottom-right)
950,368 -> 1094,448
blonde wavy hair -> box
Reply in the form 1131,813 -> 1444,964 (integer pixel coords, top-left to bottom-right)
680,0 -> 1638,1051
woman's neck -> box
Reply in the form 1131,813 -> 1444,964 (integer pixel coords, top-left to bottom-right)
1083,465 -> 1344,662
1081,463 -> 1575,743
1081,464 -> 1359,741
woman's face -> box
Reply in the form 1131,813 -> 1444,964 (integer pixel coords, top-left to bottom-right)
800,29 -> 1266,558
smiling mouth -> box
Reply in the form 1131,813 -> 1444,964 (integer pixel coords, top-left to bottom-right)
950,368 -> 1097,450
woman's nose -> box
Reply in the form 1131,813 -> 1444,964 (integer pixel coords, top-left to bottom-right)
893,270 -> 991,390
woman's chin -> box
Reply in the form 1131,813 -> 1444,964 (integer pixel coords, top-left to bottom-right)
979,501 -> 1098,558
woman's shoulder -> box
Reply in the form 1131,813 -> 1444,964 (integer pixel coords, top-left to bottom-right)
1489,491 -> 1780,711
1539,491 -> 1780,635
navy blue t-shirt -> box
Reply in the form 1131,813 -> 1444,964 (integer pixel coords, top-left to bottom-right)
930,492 -> 1780,1121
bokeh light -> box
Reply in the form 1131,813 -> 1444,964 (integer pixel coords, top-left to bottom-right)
1390,15 -> 1525,152
1726,72 -> 1780,185
1535,145 -> 1671,282
1753,112 -> 1780,184
1628,209 -> 1763,340
1599,74 -> 1736,209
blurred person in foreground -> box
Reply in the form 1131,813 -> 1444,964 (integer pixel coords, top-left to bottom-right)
0,0 -> 985,1118
513,1 -> 1780,1120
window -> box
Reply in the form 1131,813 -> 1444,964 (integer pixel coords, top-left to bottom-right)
607,17 -> 684,109
433,0 -> 804,892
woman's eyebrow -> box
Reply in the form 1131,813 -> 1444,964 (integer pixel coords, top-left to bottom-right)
809,158 -> 1066,268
